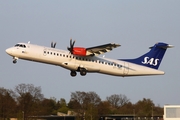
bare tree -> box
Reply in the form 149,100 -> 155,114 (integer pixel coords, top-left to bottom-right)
69,91 -> 101,120
106,94 -> 130,109
15,84 -> 44,119
15,84 -> 43,101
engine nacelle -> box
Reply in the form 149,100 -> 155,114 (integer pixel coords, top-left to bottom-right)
73,47 -> 87,56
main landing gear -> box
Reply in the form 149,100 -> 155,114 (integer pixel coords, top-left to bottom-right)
70,68 -> 87,77
70,71 -> 77,77
80,68 -> 87,76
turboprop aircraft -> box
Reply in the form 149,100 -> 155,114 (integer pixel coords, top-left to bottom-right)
6,39 -> 173,77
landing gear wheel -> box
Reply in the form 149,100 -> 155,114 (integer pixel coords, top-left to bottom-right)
70,71 -> 77,77
80,68 -> 87,76
13,60 -> 17,64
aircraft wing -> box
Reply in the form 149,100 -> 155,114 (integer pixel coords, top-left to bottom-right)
86,43 -> 120,56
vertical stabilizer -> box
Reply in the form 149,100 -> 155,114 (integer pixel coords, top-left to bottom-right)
120,42 -> 173,69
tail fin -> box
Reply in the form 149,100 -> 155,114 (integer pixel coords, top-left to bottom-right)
120,42 -> 173,69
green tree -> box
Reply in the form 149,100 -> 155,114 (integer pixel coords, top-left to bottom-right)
40,98 -> 57,115
0,88 -> 17,120
57,98 -> 69,114
135,98 -> 154,116
153,104 -> 163,116
97,101 -> 111,116
118,102 -> 134,114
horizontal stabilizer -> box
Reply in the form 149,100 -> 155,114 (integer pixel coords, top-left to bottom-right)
149,43 -> 174,49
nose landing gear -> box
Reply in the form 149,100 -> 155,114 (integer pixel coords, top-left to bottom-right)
13,60 -> 17,64
13,57 -> 18,64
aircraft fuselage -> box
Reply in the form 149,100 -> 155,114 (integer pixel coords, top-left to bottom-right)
6,43 -> 165,77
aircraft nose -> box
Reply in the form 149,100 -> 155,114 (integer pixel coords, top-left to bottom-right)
6,48 -> 12,55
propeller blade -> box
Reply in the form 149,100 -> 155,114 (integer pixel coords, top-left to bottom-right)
72,40 -> 75,48
70,38 -> 72,48
68,38 -> 76,54
51,41 -> 56,48
51,42 -> 53,48
53,42 -> 56,48
67,47 -> 70,51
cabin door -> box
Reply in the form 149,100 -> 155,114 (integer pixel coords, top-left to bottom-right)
123,62 -> 129,76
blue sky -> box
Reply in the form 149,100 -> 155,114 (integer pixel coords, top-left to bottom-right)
1,0 -> 180,106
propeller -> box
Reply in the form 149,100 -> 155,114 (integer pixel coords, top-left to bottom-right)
67,38 -> 75,54
51,41 -> 56,48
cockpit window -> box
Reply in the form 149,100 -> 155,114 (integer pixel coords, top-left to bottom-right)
14,44 -> 26,48
15,44 -> 19,47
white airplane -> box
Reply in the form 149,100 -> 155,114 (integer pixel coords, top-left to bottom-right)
6,39 -> 173,77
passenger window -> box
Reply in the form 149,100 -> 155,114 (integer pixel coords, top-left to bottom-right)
57,53 -> 59,56
63,54 -> 65,57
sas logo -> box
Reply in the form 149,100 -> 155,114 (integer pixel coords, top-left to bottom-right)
142,57 -> 159,66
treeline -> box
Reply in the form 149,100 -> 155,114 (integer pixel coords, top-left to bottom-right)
0,84 -> 163,120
